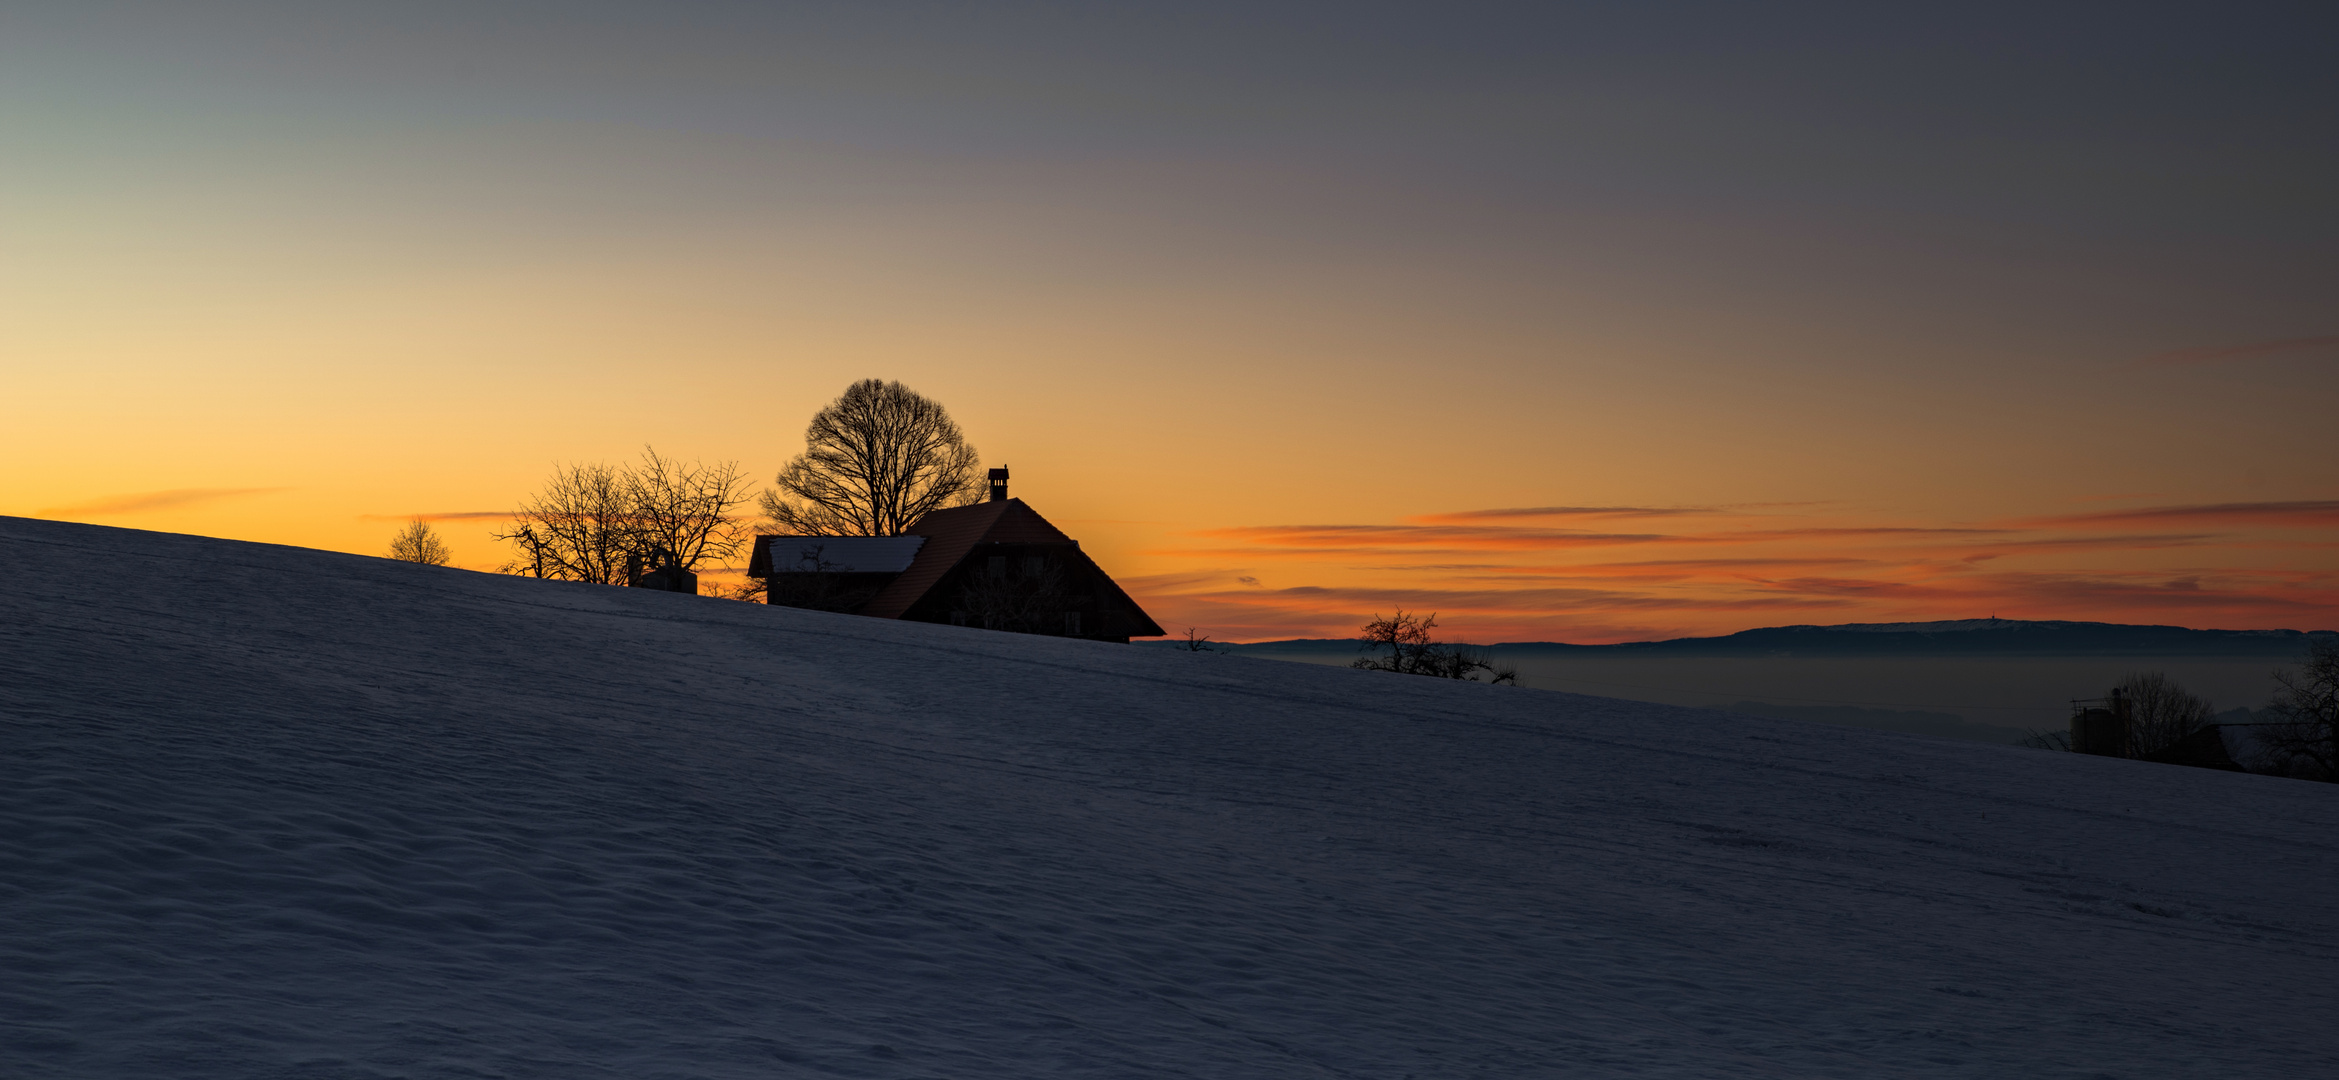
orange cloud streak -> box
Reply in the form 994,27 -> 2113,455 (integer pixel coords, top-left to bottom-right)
37,487 -> 288,517
1130,501 -> 2339,642
2014,500 -> 2339,529
1408,505 -> 1722,523
356,511 -> 516,522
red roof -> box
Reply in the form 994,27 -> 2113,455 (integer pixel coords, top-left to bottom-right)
858,499 -> 1075,619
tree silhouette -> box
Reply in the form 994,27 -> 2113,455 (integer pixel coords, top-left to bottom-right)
495,448 -> 754,587
2115,671 -> 2218,759
2258,639 -> 2339,781
1352,610 -> 1517,684
626,447 -> 755,575
758,379 -> 982,536
387,519 -> 452,566
495,461 -> 636,584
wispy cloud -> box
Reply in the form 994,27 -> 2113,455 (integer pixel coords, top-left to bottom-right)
1176,524 -> 1682,553
37,487 -> 287,518
2139,335 -> 2339,366
1572,557 -> 1880,570
356,511 -> 515,522
1116,569 -> 1250,593
1726,526 -> 2010,540
1162,522 -> 2009,561
1450,557 -> 1880,584
1127,500 -> 2339,642
1945,534 -> 2223,561
1409,505 -> 1721,524
1821,568 -> 2339,615
2016,501 -> 2339,529
1170,581 -> 1844,615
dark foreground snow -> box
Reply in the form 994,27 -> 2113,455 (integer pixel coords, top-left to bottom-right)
3,516 -> 2334,1079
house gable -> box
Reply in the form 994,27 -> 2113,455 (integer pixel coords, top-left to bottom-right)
858,500 -> 1071,620
865,499 -> 1164,641
751,497 -> 1162,641
894,539 -> 1166,641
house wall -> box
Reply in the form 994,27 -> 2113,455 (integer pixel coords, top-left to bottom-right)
899,542 -> 1143,642
764,572 -> 902,614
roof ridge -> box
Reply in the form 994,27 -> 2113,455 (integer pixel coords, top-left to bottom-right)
856,500 -> 1022,618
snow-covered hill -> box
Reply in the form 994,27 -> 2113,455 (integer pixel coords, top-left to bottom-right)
3,516 -> 2334,1078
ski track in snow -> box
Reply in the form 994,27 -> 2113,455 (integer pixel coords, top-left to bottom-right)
2,516 -> 2334,1078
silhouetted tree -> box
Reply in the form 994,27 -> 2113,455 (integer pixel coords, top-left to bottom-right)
1352,610 -> 1517,684
1356,610 -> 1438,673
2028,673 -> 2236,768
625,446 -> 755,574
387,518 -> 452,566
2116,671 -> 2217,759
494,447 -> 755,588
496,461 -> 634,584
1179,627 -> 1214,652
759,379 -> 983,536
2256,639 -> 2339,781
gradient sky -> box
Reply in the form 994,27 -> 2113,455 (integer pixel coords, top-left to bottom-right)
4,2 -> 2334,641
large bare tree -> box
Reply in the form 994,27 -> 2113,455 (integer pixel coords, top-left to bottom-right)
494,448 -> 755,587
2115,671 -> 2218,758
759,379 -> 983,536
2257,639 -> 2339,781
626,447 -> 756,573
494,461 -> 636,584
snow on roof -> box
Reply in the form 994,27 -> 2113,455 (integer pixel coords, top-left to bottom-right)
5,513 -> 2336,1078
757,534 -> 925,574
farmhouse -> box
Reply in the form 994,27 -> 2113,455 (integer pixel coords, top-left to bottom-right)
748,469 -> 1165,642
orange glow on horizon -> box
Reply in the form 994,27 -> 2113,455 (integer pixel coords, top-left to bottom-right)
16,488 -> 2332,646
5,10 -> 2333,645
1122,500 -> 2339,643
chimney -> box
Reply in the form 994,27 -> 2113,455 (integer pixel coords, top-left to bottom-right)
988,466 -> 1009,502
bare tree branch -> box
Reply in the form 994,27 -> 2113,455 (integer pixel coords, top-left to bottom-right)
759,379 -> 982,536
627,446 -> 754,573
2257,639 -> 2339,781
494,461 -> 635,584
1351,610 -> 1516,684
2115,671 -> 2218,759
492,448 -> 755,588
386,518 -> 452,566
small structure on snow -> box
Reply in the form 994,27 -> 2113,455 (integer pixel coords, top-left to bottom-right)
628,547 -> 698,594
2069,689 -> 2131,756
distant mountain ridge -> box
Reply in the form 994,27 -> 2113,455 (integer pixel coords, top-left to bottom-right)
1180,618 -> 2337,657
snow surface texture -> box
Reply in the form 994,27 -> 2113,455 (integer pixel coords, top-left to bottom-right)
3,516 -> 2335,1079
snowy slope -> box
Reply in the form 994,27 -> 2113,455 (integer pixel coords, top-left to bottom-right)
3,516 -> 2335,1079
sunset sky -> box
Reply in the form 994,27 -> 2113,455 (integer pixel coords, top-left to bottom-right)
4,2 -> 2334,642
